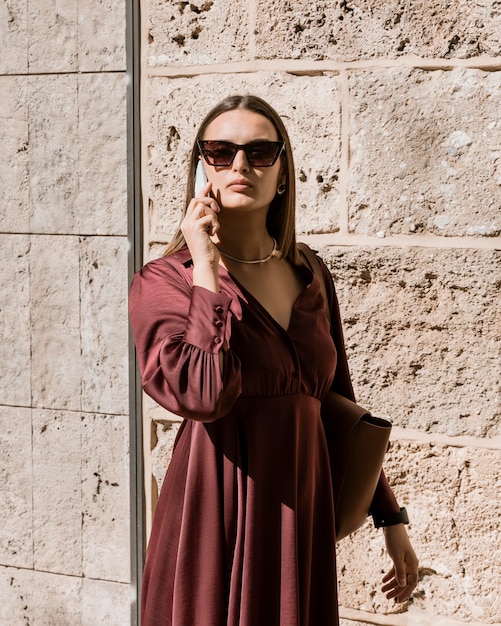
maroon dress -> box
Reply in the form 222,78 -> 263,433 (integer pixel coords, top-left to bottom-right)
129,246 -> 399,626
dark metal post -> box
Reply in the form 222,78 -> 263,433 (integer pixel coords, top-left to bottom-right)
126,0 -> 144,623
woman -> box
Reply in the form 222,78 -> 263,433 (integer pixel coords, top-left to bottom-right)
129,94 -> 418,626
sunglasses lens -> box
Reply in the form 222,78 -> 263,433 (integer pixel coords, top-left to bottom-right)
246,142 -> 282,166
200,142 -> 236,166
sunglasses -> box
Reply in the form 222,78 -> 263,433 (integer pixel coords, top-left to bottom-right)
197,140 -> 285,167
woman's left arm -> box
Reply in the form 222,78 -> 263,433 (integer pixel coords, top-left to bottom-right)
381,524 -> 419,602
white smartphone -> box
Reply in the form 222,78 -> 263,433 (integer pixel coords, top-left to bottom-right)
195,161 -> 208,195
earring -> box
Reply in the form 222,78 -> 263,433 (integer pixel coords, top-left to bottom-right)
277,181 -> 286,195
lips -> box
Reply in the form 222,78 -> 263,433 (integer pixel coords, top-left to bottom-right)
228,178 -> 252,191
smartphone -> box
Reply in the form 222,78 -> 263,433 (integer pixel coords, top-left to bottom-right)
195,161 -> 208,195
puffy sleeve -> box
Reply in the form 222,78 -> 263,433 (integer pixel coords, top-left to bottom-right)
319,258 -> 401,518
129,255 -> 242,422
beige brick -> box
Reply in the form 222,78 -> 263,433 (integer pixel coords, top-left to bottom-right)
0,407 -> 33,569
81,414 -> 130,582
82,578 -> 130,626
30,235 -> 81,411
337,442 -> 501,623
1,566 -> 83,625
151,419 -> 182,494
147,0 -> 249,67
348,68 -> 501,238
32,409 -> 82,576
27,74 -> 127,236
80,236 -> 128,414
28,0 -> 78,72
76,74 -> 127,236
0,77 -> 29,233
78,0 -> 126,72
0,0 -> 28,73
0,235 -> 31,406
255,0 -> 501,61
147,73 -> 341,240
28,75 -> 80,234
319,245 -> 501,439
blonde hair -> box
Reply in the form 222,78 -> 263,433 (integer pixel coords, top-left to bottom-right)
163,94 -> 300,264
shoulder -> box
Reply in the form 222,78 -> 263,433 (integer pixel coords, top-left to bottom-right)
129,247 -> 194,304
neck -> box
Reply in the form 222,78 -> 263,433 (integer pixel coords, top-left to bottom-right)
217,215 -> 274,263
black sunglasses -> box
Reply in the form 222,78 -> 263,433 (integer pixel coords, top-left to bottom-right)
197,140 -> 285,167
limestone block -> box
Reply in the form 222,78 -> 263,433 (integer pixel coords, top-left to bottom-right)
147,73 -> 341,240
28,0 -> 78,72
32,409 -> 83,576
82,578 -> 130,626
319,245 -> 501,439
80,236 -> 129,415
0,0 -> 28,73
78,0 -> 126,71
0,77 -> 30,233
0,407 -> 33,569
348,68 -> 501,238
76,73 -> 127,236
27,74 -> 127,235
151,419 -> 182,495
0,235 -> 31,406
147,0 -> 249,66
1,566 -> 83,625
30,235 -> 81,411
255,0 -> 501,60
81,413 -> 130,583
337,441 -> 501,624
28,75 -> 80,234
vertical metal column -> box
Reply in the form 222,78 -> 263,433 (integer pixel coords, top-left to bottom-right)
126,0 -> 144,624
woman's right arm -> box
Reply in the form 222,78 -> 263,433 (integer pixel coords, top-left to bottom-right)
129,257 -> 242,422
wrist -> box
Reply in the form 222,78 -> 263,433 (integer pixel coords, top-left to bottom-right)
373,507 -> 409,529
192,263 -> 219,292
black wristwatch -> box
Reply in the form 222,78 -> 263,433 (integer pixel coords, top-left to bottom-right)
373,507 -> 409,528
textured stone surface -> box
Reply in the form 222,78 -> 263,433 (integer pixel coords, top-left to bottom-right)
28,74 -> 127,236
32,409 -> 82,575
0,567 -> 129,625
319,245 -> 501,438
80,236 -> 129,414
0,77 -> 29,232
0,235 -> 31,406
147,0 -> 249,66
0,0 -> 28,73
0,567 -> 81,625
147,73 -> 341,239
78,0 -> 126,71
30,236 -> 82,411
337,441 -> 501,623
255,0 -> 501,61
82,578 -> 130,625
82,414 -> 130,582
28,75 -> 80,234
0,407 -> 32,569
348,68 -> 501,238
28,0 -> 78,72
76,73 -> 127,235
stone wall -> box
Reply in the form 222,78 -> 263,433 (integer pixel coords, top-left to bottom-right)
142,1 -> 501,625
0,1 -> 130,624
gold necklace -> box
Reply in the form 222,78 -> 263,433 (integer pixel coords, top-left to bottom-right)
219,238 -> 279,264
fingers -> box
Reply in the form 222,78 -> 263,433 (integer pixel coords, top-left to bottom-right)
195,180 -> 213,199
381,567 -> 419,603
184,192 -> 220,237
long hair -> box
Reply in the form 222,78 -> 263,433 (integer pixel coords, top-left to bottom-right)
163,94 -> 300,264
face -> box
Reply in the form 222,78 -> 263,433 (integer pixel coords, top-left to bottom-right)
200,109 -> 284,214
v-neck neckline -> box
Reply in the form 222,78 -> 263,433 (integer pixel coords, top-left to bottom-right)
220,263 -> 314,335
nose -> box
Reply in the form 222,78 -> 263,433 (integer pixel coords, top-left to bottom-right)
232,148 -> 250,171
